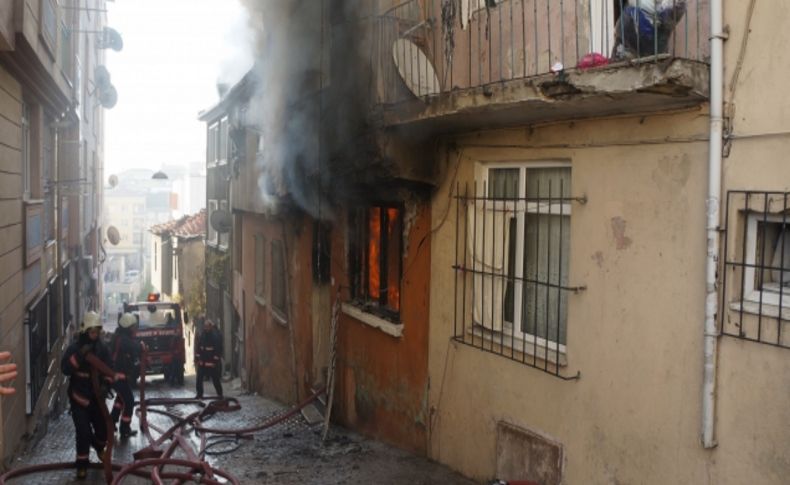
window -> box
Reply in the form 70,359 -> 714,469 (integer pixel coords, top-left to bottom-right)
218,117 -> 229,165
480,164 -> 571,346
207,200 -> 218,245
218,200 -> 229,248
207,123 -> 218,166
743,214 -> 790,308
452,162 -> 581,379
723,191 -> 790,349
254,235 -> 265,303
21,102 -> 31,199
39,0 -> 57,56
349,205 -> 403,321
271,239 -> 286,318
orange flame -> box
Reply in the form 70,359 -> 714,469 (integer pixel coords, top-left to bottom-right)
368,208 -> 380,300
386,208 -> 400,311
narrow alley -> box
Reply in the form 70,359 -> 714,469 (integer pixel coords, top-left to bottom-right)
8,375 -> 476,484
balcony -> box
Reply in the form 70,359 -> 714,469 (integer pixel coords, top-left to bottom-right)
368,0 -> 710,132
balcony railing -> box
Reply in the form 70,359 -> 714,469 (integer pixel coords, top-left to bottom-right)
369,0 -> 709,106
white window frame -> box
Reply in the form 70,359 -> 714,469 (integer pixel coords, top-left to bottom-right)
474,160 -> 572,353
218,200 -> 229,249
207,123 -> 218,167
218,116 -> 229,166
741,213 -> 790,310
207,199 -> 218,246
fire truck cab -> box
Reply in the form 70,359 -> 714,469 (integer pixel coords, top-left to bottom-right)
123,293 -> 186,385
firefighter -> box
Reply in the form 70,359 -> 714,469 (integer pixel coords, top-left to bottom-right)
60,311 -> 119,480
110,312 -> 141,438
195,318 -> 223,399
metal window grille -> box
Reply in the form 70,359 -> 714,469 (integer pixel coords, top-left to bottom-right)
452,173 -> 584,380
349,206 -> 403,322
721,191 -> 790,349
25,293 -> 50,414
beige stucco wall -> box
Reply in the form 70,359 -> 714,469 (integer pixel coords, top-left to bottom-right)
428,104 -> 790,483
0,63 -> 26,464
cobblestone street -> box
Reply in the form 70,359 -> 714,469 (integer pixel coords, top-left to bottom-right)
7,375 -> 477,485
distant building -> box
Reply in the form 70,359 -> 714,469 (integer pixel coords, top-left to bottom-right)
102,169 -> 174,321
150,209 -> 206,304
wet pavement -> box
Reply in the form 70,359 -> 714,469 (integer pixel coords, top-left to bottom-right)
6,375 -> 478,484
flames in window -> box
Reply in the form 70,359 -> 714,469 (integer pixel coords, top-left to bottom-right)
366,207 -> 401,312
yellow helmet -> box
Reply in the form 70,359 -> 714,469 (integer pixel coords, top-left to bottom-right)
118,313 -> 136,329
79,311 -> 102,333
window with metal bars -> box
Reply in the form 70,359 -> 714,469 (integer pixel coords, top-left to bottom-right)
722,191 -> 790,349
25,293 -> 50,414
349,205 -> 403,323
453,163 -> 583,379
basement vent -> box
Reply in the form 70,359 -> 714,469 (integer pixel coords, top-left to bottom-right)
496,421 -> 563,485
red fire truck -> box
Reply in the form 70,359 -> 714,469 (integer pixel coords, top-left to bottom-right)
123,293 -> 186,385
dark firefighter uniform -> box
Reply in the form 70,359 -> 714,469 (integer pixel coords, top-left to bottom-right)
195,319 -> 223,398
110,313 -> 141,438
60,311 -> 116,479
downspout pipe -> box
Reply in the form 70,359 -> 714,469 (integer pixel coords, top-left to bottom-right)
702,0 -> 725,449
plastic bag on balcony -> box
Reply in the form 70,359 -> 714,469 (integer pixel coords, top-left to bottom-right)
612,0 -> 687,61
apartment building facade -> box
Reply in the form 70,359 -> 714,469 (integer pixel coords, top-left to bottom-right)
228,0 -> 788,483
0,0 -> 114,464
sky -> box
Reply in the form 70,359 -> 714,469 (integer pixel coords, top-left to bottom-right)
104,0 -> 253,177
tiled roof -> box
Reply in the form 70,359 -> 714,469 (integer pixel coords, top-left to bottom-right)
150,209 -> 206,239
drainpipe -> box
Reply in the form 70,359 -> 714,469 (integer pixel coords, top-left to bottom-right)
702,0 -> 725,449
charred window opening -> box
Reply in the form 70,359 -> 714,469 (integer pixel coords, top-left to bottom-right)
313,221 -> 331,284
349,205 -> 403,322
271,239 -> 287,319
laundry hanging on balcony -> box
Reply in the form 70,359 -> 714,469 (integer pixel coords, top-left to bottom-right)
612,0 -> 688,60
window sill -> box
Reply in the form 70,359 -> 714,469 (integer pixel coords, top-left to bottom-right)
468,325 -> 567,366
729,301 -> 790,321
341,303 -> 403,338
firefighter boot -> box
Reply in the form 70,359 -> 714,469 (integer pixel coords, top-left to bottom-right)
75,457 -> 89,480
120,422 -> 138,438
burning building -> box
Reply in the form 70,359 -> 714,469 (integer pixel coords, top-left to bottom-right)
211,0 -> 790,484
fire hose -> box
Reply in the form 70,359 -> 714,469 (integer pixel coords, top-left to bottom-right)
0,344 -> 326,484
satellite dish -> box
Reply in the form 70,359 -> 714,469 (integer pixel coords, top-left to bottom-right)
94,66 -> 111,90
210,209 -> 232,234
392,39 -> 440,98
108,174 -> 119,188
98,85 -> 118,109
107,226 -> 121,245
99,27 -> 124,52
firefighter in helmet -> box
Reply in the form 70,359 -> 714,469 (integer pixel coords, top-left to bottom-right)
60,311 -> 119,479
195,318 -> 223,399
110,312 -> 142,438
